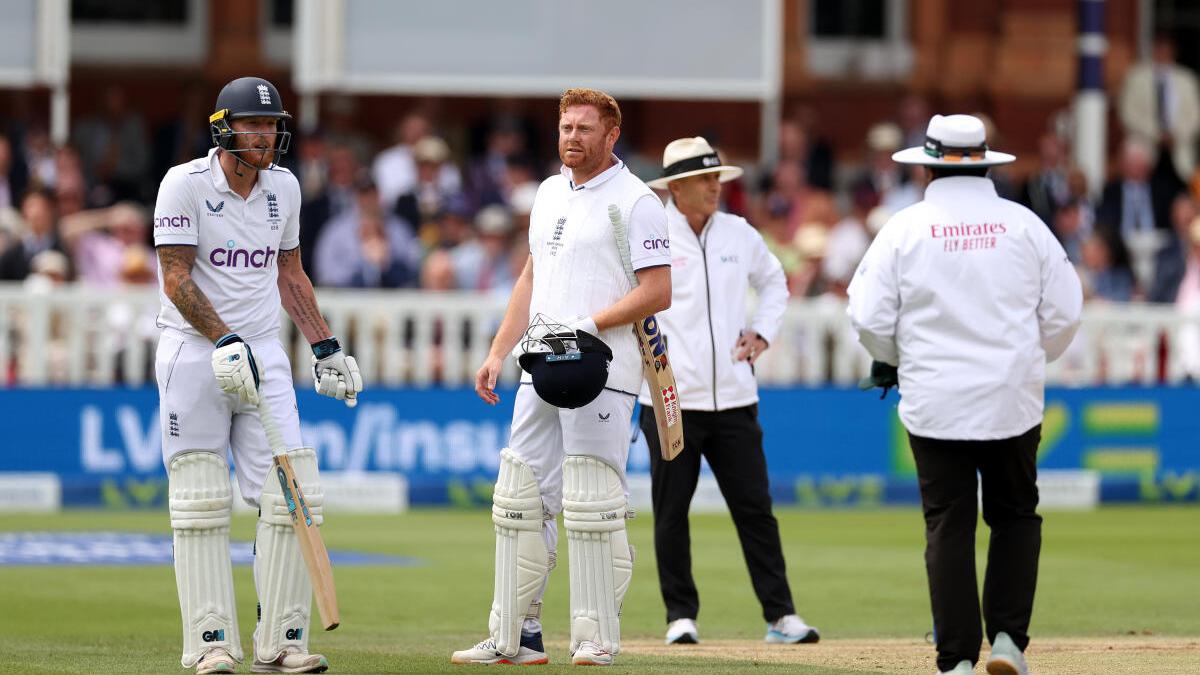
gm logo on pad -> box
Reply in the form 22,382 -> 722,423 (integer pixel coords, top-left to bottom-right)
202,629 -> 225,643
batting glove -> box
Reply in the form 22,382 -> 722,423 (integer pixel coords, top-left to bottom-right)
212,333 -> 260,405
311,336 -> 363,408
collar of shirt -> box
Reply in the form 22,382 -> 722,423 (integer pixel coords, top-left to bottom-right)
561,155 -> 624,191
666,199 -> 715,238
923,175 -> 997,202
207,147 -> 267,201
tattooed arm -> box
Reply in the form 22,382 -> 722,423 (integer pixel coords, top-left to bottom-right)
157,245 -> 230,342
277,246 -> 333,343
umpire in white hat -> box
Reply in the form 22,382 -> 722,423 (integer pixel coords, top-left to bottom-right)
641,137 -> 819,646
848,115 -> 1083,675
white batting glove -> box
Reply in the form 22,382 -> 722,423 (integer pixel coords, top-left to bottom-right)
211,333 -> 260,405
311,337 -> 363,408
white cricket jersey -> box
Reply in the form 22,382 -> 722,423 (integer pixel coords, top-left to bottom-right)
153,148 -> 301,343
847,176 -> 1083,440
526,157 -> 670,395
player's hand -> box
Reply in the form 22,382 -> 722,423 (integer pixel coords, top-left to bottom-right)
732,330 -> 769,364
212,333 -> 260,405
311,337 -> 363,408
475,355 -> 503,405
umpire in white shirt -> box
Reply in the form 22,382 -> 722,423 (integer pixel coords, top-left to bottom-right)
848,115 -> 1083,675
640,137 -> 819,646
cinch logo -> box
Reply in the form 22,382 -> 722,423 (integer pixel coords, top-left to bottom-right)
210,239 -> 277,268
202,629 -> 225,643
643,238 -> 669,250
641,316 -> 670,371
285,628 -> 303,641
154,214 -> 191,229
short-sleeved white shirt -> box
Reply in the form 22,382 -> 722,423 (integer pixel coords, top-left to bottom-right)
153,148 -> 301,343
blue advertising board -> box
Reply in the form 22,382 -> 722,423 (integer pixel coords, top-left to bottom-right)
1,386 -> 1197,506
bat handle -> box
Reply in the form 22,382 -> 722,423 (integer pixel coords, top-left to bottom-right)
256,390 -> 287,456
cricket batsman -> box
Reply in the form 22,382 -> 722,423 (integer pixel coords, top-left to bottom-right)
153,76 -> 363,674
453,88 -> 671,666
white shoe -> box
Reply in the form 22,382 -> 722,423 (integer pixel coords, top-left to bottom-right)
938,659 -> 974,675
571,640 -> 614,666
665,618 -> 699,645
986,632 -> 1029,675
251,647 -> 329,673
197,647 -> 237,674
764,614 -> 820,644
450,637 -> 549,666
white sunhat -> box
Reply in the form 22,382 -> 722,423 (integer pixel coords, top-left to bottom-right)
891,114 -> 1016,167
647,136 -> 744,189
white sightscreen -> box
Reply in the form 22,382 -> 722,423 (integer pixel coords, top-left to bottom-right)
0,0 -> 68,87
297,0 -> 780,100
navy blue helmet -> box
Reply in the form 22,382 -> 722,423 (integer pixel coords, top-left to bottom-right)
209,77 -> 292,161
517,315 -> 612,409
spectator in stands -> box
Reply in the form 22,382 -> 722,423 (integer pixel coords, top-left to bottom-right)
152,83 -> 212,183
852,122 -> 905,210
824,183 -> 875,293
1065,166 -> 1097,233
1020,132 -> 1072,226
295,132 -> 330,200
897,93 -> 930,149
1080,231 -> 1135,302
1098,137 -> 1179,289
1148,193 -> 1198,303
373,112 -> 462,210
420,248 -> 457,291
73,85 -> 150,204
21,125 -> 56,190
760,114 -> 834,194
1119,31 -> 1200,185
467,119 -> 527,209
0,134 -> 24,210
60,201 -> 155,287
791,222 -> 829,298
0,188 -> 68,281
314,176 -> 422,289
1051,199 -> 1088,265
395,136 -> 464,233
765,160 -> 836,240
450,204 -> 516,293
299,145 -> 360,279
755,195 -> 805,295
973,113 -> 1019,200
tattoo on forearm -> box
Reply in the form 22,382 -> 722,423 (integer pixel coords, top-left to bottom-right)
277,249 -> 331,342
157,245 -> 229,342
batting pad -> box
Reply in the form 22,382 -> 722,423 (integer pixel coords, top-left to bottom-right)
563,455 -> 633,656
254,447 -> 324,662
169,451 -> 242,667
489,449 -> 551,657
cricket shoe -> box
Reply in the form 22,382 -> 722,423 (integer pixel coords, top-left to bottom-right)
765,614 -> 821,644
938,660 -> 974,675
196,647 -> 237,674
986,632 -> 1029,675
664,618 -> 699,644
571,640 -> 614,666
251,647 -> 329,673
450,634 -> 549,665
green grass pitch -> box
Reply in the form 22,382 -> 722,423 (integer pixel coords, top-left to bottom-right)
0,506 -> 1196,673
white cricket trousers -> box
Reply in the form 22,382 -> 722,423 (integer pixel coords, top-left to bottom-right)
156,332 -> 303,506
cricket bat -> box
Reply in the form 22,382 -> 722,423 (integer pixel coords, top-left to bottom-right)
257,394 -> 341,631
608,204 -> 684,461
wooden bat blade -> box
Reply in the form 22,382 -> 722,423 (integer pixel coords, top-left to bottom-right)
274,454 -> 341,630
633,316 -> 684,461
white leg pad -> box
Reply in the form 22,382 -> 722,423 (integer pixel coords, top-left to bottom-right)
254,447 -> 324,662
169,451 -> 242,667
489,449 -> 550,657
563,455 -> 633,656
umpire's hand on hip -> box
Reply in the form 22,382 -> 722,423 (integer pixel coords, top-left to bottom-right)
212,333 -> 260,405
311,336 -> 364,408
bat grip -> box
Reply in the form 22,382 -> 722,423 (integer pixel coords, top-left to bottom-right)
256,389 -> 287,456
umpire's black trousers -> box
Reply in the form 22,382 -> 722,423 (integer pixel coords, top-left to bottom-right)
909,424 -> 1042,672
640,404 -> 795,624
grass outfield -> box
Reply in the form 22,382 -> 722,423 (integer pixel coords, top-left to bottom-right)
0,506 -> 1196,674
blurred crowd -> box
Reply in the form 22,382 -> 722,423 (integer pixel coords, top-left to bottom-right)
5,34 -> 1200,324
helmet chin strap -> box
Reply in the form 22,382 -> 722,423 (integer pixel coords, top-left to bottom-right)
222,148 -> 270,178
